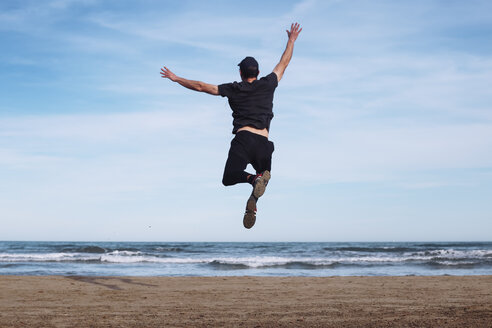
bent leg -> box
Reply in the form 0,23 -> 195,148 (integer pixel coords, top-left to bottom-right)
222,138 -> 252,186
251,139 -> 274,174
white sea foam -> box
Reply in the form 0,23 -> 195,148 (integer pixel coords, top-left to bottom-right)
99,254 -> 181,263
407,249 -> 492,258
208,256 -> 331,267
1,248 -> 491,267
0,252 -> 98,262
106,250 -> 142,256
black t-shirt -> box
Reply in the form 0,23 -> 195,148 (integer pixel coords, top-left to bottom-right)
218,72 -> 278,134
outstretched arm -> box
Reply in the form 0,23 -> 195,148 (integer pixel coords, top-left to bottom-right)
273,22 -> 302,82
160,66 -> 219,96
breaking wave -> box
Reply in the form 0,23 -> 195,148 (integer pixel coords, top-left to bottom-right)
1,241 -> 491,276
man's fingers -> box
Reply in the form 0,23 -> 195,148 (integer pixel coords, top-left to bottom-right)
288,22 -> 302,35
160,66 -> 176,80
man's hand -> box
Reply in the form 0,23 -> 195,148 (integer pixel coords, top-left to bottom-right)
286,22 -> 302,43
160,66 -> 178,81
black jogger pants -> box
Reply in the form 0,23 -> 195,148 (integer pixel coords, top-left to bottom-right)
222,130 -> 275,186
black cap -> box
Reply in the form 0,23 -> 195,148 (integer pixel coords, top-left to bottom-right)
238,56 -> 259,78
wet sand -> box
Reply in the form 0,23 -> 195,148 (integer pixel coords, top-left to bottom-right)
1,275 -> 491,327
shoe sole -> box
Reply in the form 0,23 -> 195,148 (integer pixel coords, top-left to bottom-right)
243,195 -> 257,229
253,170 -> 271,199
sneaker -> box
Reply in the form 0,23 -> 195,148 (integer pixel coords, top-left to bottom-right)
243,195 -> 257,229
252,170 -> 271,199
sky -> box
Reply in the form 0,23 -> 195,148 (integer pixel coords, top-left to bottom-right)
1,0 -> 491,242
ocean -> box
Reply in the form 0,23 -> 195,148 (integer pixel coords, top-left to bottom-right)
1,241 -> 491,276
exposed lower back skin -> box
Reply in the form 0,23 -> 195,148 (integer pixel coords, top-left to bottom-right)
237,126 -> 269,138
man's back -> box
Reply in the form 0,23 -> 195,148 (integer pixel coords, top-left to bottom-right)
219,72 -> 278,134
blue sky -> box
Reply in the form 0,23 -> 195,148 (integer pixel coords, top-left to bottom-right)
1,0 -> 491,241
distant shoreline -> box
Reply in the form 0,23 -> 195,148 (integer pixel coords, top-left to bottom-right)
1,275 -> 491,327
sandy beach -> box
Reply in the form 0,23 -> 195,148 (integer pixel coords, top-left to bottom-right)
0,275 -> 491,327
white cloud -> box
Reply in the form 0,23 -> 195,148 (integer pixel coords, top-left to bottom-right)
0,108 -> 222,141
273,122 -> 492,185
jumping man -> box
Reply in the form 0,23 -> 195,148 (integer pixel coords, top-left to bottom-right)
160,23 -> 302,229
